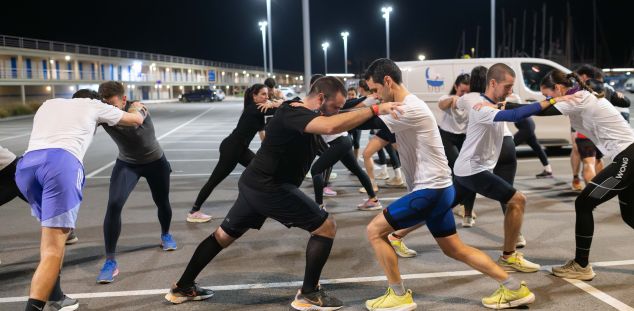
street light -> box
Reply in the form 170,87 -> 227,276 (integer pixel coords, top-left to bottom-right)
418,54 -> 426,61
381,6 -> 393,59
322,42 -> 330,74
341,31 -> 349,74
259,21 -> 268,74
266,0 -> 273,74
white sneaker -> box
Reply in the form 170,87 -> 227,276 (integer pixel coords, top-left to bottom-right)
516,234 -> 527,248
329,172 -> 337,180
359,183 -> 379,193
462,216 -> 475,228
453,204 -> 477,219
375,170 -> 390,180
305,171 -> 312,179
385,176 -> 405,188
187,211 -> 213,223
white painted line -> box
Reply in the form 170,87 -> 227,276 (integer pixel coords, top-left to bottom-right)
2,258 -> 633,304
85,107 -> 215,178
164,149 -> 217,151
564,279 -> 634,311
0,133 -> 30,142
167,159 -> 218,162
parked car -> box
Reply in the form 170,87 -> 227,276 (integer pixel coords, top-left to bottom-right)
179,89 -> 223,102
625,77 -> 634,93
397,57 -> 572,147
278,87 -> 298,99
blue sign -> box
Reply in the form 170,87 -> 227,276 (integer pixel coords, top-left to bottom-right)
208,70 -> 216,82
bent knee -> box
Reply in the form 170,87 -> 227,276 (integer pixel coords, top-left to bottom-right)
509,191 -> 526,207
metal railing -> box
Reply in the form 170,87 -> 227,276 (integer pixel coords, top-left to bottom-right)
0,34 -> 300,76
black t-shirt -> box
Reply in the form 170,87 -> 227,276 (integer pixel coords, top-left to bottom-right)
230,102 -> 277,145
241,101 -> 320,191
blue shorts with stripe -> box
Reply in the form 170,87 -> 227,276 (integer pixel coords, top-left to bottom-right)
383,186 -> 457,238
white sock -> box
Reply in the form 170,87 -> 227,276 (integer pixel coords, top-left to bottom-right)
389,281 -> 406,296
394,167 -> 403,179
501,276 -> 520,290
544,164 -> 552,173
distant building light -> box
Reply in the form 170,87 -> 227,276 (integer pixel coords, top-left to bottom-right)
242,70 -> 247,74
188,69 -> 192,73
65,55 -> 71,61
49,59 -> 55,64
179,86 -> 184,90
325,73 -> 355,77
166,68 -> 170,72
46,86 -> 52,91
69,86 -> 75,91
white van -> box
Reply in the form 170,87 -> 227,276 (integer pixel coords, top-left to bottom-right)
396,58 -> 572,147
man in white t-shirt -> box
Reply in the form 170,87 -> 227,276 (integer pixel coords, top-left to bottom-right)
453,64 -> 572,277
362,59 -> 535,311
16,90 -> 145,311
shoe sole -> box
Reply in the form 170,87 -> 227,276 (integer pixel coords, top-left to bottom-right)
383,183 -> 406,188
165,292 -> 214,304
57,303 -> 79,311
291,301 -> 343,311
552,271 -> 596,281
97,268 -> 119,284
394,251 -> 417,258
499,263 -> 540,273
516,243 -> 526,249
186,217 -> 212,223
65,237 -> 79,245
358,206 -> 383,211
365,302 -> 417,311
323,193 -> 337,197
162,244 -> 177,251
482,292 -> 535,309
462,223 -> 474,228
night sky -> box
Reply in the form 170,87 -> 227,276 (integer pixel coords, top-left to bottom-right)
1,0 -> 632,73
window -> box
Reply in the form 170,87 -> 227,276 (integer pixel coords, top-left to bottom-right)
521,62 -> 556,92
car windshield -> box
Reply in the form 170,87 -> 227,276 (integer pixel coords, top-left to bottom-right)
521,62 -> 557,92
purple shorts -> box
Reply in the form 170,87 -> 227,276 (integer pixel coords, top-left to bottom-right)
15,148 -> 85,228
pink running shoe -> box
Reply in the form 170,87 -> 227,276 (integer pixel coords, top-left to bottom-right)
187,211 -> 213,223
357,199 -> 383,211
323,187 -> 338,197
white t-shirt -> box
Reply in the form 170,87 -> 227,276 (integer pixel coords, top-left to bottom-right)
456,92 -> 513,137
322,131 -> 348,144
0,145 -> 16,171
454,96 -> 506,176
438,94 -> 468,134
379,94 -> 452,191
26,98 -> 125,163
555,90 -> 634,159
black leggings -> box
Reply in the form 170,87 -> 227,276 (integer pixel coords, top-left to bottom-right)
439,128 -> 475,211
514,118 -> 549,166
574,143 -> 634,264
0,158 -> 26,206
349,129 -> 361,150
311,136 -> 376,204
192,135 -> 255,210
104,155 -> 173,256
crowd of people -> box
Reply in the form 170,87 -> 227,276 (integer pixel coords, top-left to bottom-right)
1,59 -> 633,311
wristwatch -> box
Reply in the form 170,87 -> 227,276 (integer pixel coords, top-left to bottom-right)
546,96 -> 556,105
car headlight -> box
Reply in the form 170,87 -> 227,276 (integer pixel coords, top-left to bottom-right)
178,94 -> 182,98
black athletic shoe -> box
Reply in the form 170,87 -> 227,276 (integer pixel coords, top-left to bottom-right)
65,230 -> 78,245
291,287 -> 344,310
47,295 -> 79,311
535,170 -> 553,179
164,283 -> 214,304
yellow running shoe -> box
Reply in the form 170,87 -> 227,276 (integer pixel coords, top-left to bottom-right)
365,288 -> 417,311
482,281 -> 535,309
389,234 -> 417,258
497,251 -> 540,272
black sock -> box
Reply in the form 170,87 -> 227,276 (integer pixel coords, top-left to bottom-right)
48,274 -> 64,301
302,235 -> 334,294
24,298 -> 45,311
177,233 -> 224,288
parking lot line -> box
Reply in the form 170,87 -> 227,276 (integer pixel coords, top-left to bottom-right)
1,259 -> 632,304
564,279 -> 634,311
0,133 -> 30,142
85,107 -> 215,178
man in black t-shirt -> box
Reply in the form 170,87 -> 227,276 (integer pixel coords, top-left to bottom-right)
165,76 -> 402,310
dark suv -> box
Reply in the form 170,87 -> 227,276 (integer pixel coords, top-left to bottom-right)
179,89 -> 223,102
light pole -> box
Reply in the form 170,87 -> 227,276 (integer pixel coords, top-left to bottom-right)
259,21 -> 268,74
491,0 -> 495,57
322,42 -> 329,74
266,0 -> 274,74
302,0 -> 311,91
341,31 -> 349,74
381,6 -> 392,59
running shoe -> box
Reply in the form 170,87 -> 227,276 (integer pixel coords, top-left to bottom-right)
536,170 -> 553,178
357,199 -> 383,211
365,287 -> 416,311
384,176 -> 406,188
462,216 -> 475,228
375,170 -> 390,180
323,187 -> 338,197
552,260 -> 596,280
571,177 -> 583,191
481,281 -> 535,309
65,229 -> 78,245
165,283 -> 214,304
291,287 -> 343,310
319,203 -> 327,211
453,204 -> 477,219
97,259 -> 119,284
47,295 -> 79,311
516,234 -> 527,248
305,172 -> 312,179
161,233 -> 177,251
329,172 -> 338,180
389,234 -> 417,258
187,211 -> 212,223
497,252 -> 540,273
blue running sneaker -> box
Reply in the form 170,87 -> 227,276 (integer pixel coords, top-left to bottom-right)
97,259 -> 119,284
161,233 -> 177,251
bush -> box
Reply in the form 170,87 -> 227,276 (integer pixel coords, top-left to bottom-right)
0,102 -> 42,119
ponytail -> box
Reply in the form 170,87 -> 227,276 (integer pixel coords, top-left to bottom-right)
541,70 -> 598,96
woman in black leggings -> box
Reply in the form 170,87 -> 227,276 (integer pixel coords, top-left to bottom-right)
188,84 -> 279,222
312,132 -> 381,210
513,117 -> 552,178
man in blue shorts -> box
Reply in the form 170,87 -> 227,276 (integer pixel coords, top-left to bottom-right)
16,90 -> 145,311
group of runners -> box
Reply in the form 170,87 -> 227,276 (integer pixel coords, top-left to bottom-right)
1,57 -> 633,311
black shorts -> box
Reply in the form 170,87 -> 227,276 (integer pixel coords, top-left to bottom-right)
220,181 -> 329,238
455,171 -> 517,204
375,129 -> 396,144
576,138 -> 603,159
